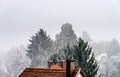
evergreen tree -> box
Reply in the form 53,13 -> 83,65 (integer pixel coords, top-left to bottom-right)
50,38 -> 99,77
50,51 -> 65,64
73,38 -> 99,77
27,29 -> 53,67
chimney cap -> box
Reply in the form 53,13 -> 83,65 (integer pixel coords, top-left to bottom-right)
66,59 -> 75,62
48,60 -> 53,62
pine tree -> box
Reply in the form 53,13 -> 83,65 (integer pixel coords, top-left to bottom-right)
73,38 -> 99,77
51,38 -> 99,77
27,29 -> 53,67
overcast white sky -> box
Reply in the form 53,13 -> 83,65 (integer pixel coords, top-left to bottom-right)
0,0 -> 120,51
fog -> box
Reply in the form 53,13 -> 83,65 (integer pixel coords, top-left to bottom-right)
0,0 -> 120,51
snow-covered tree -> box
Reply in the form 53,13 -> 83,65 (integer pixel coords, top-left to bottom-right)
0,51 -> 9,77
55,23 -> 77,52
96,53 -> 119,77
92,38 -> 120,56
91,41 -> 110,56
73,38 -> 98,77
81,31 -> 92,43
110,53 -> 120,76
51,38 -> 99,77
4,46 -> 30,77
108,38 -> 120,56
49,50 -> 65,64
27,28 -> 53,68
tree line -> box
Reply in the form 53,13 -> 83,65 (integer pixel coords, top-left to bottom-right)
0,23 -> 120,77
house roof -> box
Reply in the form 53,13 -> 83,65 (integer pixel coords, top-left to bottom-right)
19,60 -> 86,77
19,68 -> 80,77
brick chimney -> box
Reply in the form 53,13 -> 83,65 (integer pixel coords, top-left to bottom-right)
61,60 -> 66,69
66,60 -> 75,77
48,60 -> 53,68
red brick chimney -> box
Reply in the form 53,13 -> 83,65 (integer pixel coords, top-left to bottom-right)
61,60 -> 66,69
66,60 -> 75,77
48,60 -> 53,68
